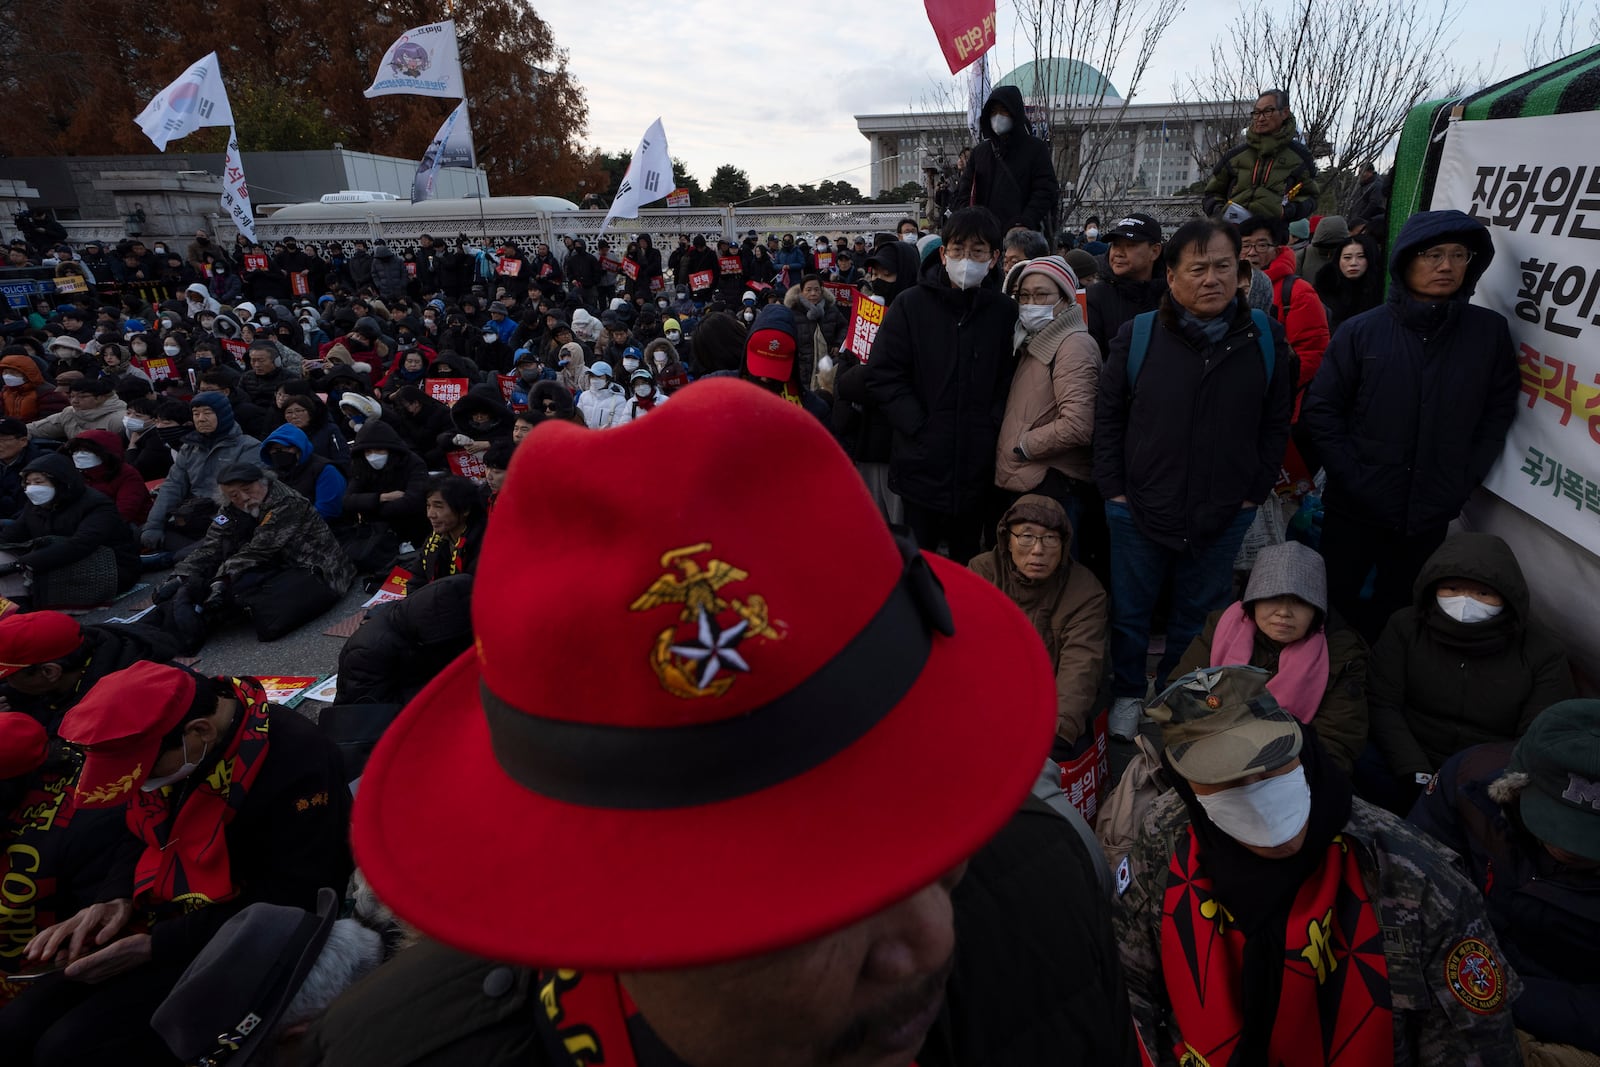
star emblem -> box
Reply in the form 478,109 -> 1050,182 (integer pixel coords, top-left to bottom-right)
669,608 -> 750,689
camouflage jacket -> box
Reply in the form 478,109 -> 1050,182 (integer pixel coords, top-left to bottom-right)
1113,792 -> 1523,1066
176,477 -> 355,594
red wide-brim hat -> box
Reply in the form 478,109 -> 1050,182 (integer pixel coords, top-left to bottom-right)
353,378 -> 1057,971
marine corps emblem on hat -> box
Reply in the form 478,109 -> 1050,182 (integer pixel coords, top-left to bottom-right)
629,543 -> 785,698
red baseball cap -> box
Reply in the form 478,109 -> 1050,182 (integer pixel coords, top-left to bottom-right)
353,378 -> 1058,970
0,611 -> 83,679
0,712 -> 49,779
59,662 -> 198,808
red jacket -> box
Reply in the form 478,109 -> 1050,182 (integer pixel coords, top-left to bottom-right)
70,429 -> 152,525
1264,246 -> 1330,413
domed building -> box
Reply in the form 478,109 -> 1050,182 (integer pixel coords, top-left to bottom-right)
855,56 -> 1247,217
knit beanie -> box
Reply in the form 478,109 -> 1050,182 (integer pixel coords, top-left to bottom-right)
1016,255 -> 1080,299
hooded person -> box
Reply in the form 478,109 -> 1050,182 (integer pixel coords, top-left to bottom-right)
739,304 -> 831,424
1302,209 -> 1520,640
996,255 -> 1098,530
528,380 -> 584,428
0,662 -> 354,1064
783,275 -> 846,391
260,423 -> 347,522
574,359 -> 627,430
441,382 -> 514,452
0,451 -> 139,601
1408,699 -> 1600,1058
386,385 -> 455,467
952,85 -> 1061,233
1171,541 -> 1369,774
24,376 -> 128,441
156,462 -> 355,644
342,419 -> 430,548
641,336 -> 689,395
370,240 -> 409,300
1115,665 -> 1521,1066
182,282 -> 222,317
0,351 -> 45,422
299,378 -> 1140,1067
968,494 -> 1107,748
140,392 -> 264,553
65,429 -> 151,525
1296,215 -> 1350,282
1367,533 -> 1574,811
686,310 -> 747,378
278,390 -> 348,467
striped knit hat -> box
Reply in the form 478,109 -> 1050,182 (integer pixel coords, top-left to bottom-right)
1013,255 -> 1079,299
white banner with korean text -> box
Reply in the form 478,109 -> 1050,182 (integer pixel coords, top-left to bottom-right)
1434,112 -> 1600,552
221,128 -> 257,245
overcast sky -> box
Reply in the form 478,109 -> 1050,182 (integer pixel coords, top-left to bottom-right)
536,0 -> 1555,191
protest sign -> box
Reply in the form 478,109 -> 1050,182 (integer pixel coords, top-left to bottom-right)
426,377 -> 469,406
1434,111 -> 1600,552
242,253 -> 269,271
447,450 -> 488,481
689,269 -> 714,291
845,291 -> 887,361
718,255 -> 742,276
622,258 -> 639,280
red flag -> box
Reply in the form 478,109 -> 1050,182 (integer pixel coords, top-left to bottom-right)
924,0 -> 996,75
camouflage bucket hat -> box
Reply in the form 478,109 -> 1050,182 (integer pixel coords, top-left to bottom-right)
1146,665 -> 1303,785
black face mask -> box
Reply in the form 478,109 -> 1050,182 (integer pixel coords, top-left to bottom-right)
156,424 -> 189,447
269,451 -> 299,473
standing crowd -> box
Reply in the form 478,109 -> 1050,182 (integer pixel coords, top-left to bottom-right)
0,83 -> 1589,1067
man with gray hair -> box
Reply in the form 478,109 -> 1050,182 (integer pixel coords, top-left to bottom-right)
1001,228 -> 1050,277
1202,88 -> 1320,223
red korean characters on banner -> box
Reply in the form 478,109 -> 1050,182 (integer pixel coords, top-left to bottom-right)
1056,713 -> 1111,823
924,0 -> 997,74
499,259 -> 523,277
242,253 -> 269,272
717,255 -> 742,276
689,269 -> 714,292
135,356 -> 175,383
822,282 -> 856,307
426,377 -> 470,406
447,450 -> 488,481
622,258 -> 640,281
845,291 -> 887,362
221,338 -> 248,362
496,373 -> 528,412
290,271 -> 310,296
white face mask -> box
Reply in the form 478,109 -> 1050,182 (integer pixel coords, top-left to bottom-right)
945,255 -> 990,290
742,311 -> 755,322
1195,765 -> 1311,848
141,736 -> 208,792
634,382 -> 652,398
901,232 -> 918,243
365,451 -> 390,470
131,341 -> 147,355
71,451 -> 101,470
990,113 -> 1014,135
1,373 -> 24,388
124,416 -> 148,434
164,344 -> 181,357
622,357 -> 639,372
23,484 -> 56,505
589,378 -> 608,393
482,331 -> 498,345
1436,594 -> 1504,624
1085,227 -> 1100,241
1018,302 -> 1058,332
664,331 -> 680,343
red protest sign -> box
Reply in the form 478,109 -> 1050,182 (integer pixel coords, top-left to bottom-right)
599,252 -> 622,273
815,252 -> 834,273
689,269 -> 714,291
495,259 -> 521,277
650,276 -> 665,293
290,270 -> 310,296
142,356 -> 175,382
496,372 -> 528,411
243,253 -> 268,271
221,338 -> 247,361
622,258 -> 640,280
823,282 -> 856,306
845,291 -> 887,362
447,450 -> 488,481
1056,713 -> 1111,823
426,377 -> 470,406
405,261 -> 417,277
924,0 -> 996,74
717,255 -> 742,276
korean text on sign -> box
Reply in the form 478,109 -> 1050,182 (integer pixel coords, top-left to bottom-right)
447,450 -> 488,482
845,291 -> 887,362
1467,165 -> 1600,240
1515,341 -> 1600,444
1519,446 -> 1600,514
427,377 -> 469,406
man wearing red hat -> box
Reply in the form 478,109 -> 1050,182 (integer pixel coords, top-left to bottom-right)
741,302 -> 831,422
301,378 -> 1140,1066
0,610 -> 181,730
0,661 -> 353,1063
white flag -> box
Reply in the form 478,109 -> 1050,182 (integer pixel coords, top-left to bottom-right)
967,52 -> 990,145
414,102 -> 477,202
219,128 -> 257,245
365,20 -> 465,99
134,52 -> 235,151
600,118 -> 673,237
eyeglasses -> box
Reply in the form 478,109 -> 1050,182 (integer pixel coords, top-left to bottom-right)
1016,293 -> 1061,306
1240,241 -> 1276,253
1011,532 -> 1063,549
1250,107 -> 1281,117
1416,248 -> 1475,267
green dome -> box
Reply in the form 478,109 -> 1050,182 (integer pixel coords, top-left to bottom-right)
996,59 -> 1120,101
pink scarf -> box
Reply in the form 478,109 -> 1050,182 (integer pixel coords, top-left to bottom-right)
1210,604 -> 1329,723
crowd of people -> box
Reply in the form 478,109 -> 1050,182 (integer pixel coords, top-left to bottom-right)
0,83 -> 1589,1067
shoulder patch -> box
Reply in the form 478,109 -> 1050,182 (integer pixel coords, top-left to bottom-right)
1116,856 -> 1132,896
1444,937 -> 1506,1014
212,513 -> 230,526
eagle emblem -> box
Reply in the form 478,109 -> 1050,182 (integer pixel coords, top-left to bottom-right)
629,543 -> 783,698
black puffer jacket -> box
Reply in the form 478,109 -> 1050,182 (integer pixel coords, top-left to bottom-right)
437,383 -> 512,454
865,268 -> 1019,514
1086,272 -> 1167,359
344,420 -> 430,545
1409,739 -> 1600,1052
335,575 -> 474,706
952,85 -> 1061,232
1369,533 -> 1573,779
1301,209 -> 1519,534
831,241 -> 923,463
14,453 -> 139,590
1093,297 -> 1295,552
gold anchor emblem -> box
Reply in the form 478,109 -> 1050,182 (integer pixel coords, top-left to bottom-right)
628,543 -> 783,699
